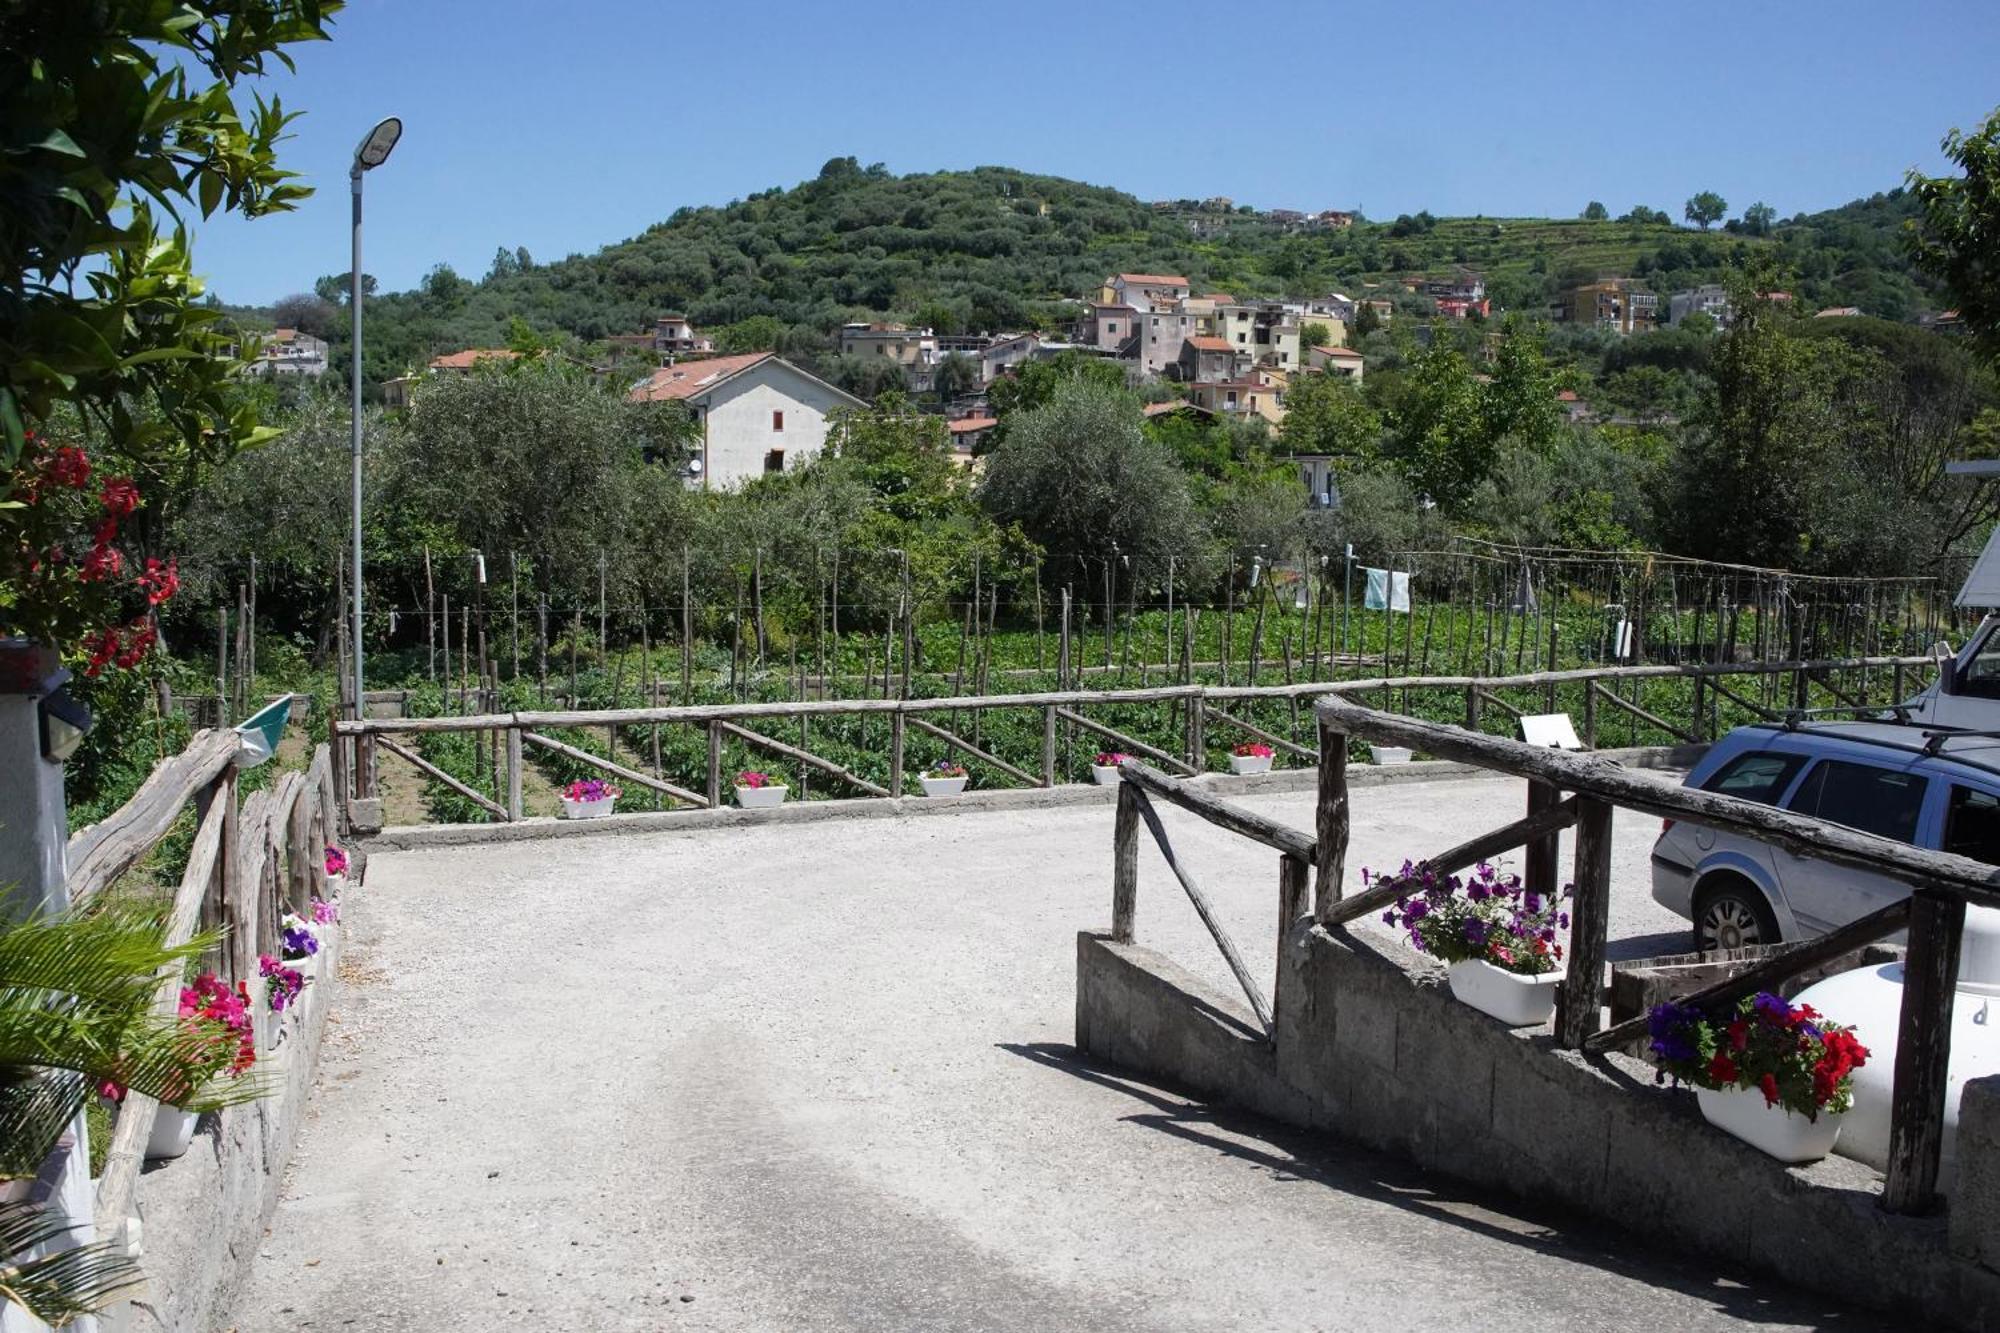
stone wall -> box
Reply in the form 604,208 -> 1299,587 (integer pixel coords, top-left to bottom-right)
1076,924 -> 2000,1330
105,924 -> 343,1333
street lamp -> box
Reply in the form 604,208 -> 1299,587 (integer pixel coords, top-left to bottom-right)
348,116 -> 401,725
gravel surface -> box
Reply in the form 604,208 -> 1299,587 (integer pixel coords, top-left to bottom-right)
224,772 -> 1878,1332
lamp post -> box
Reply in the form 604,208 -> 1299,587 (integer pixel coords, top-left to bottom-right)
348,116 -> 402,725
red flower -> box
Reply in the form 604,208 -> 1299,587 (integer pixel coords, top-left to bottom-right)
1758,1073 -> 1780,1107
114,621 -> 156,668
44,445 -> 91,489
1727,1019 -> 1749,1052
78,543 -> 123,583
83,629 -> 119,677
100,476 -> 140,517
1707,1053 -> 1738,1084
138,557 -> 179,605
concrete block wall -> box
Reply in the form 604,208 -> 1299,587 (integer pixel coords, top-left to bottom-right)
1077,925 -> 2000,1329
107,924 -> 344,1332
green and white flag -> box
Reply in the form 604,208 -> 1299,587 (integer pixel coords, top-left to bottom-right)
234,694 -> 293,768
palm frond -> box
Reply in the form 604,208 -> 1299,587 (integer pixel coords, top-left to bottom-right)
0,1203 -> 140,1325
0,1071 -> 86,1180
0,902 -> 219,1008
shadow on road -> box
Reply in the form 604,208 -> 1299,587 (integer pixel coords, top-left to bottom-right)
998,1040 -> 1886,1331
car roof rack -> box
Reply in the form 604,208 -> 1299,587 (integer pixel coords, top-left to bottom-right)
1777,704 -> 1914,731
1921,728 -> 2000,757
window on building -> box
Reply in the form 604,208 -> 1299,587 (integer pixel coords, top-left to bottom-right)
772,410 -> 785,432
1107,322 -> 1118,333
764,449 -> 785,474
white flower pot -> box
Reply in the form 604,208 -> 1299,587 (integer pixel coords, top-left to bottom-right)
735,784 -> 787,809
1447,958 -> 1563,1026
1229,753 -> 1273,775
1695,1085 -> 1842,1163
324,872 -> 347,898
560,795 -> 616,820
262,1006 -> 287,1050
919,775 -> 968,797
146,1105 -> 199,1162
1092,764 -> 1124,787
1371,745 -> 1414,765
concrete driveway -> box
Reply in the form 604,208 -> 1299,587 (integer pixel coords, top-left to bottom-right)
223,774 -> 1878,1331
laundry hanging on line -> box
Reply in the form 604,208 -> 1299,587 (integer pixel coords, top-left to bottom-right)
1363,568 -> 1411,613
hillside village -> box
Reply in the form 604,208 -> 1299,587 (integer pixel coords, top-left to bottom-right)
310,243 -> 1958,493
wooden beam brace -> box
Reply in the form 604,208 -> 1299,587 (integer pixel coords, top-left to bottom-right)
716,719 -> 890,798
376,735 -> 507,819
521,730 -> 707,808
908,715 -> 1040,789
1319,796 -> 1582,930
1129,786 -> 1273,1035
1117,762 -> 1315,860
1055,707 -> 1197,775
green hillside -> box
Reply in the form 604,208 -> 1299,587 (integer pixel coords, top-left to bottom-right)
252,158 -> 1942,387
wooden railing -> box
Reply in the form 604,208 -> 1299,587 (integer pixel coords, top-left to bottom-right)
65,726 -> 338,1253
1311,694 -> 2000,1217
332,655 -> 1937,827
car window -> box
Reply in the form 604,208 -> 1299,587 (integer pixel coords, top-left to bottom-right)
1785,760 -> 1927,844
1960,631 -> 2000,700
1944,785 -> 2000,864
1701,751 -> 1806,806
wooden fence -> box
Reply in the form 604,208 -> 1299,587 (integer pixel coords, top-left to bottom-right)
1294,694 -> 1990,1215
64,727 -> 338,1253
332,654 -> 1938,827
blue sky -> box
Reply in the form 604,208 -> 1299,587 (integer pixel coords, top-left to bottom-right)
195,0 -> 2000,305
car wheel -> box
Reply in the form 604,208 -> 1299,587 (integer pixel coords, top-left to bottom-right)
1694,879 -> 1780,952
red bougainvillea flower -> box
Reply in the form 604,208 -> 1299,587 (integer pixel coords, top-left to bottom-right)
83,628 -> 120,676
114,621 -> 156,669
138,557 -> 179,605
44,445 -> 91,489
99,476 -> 140,517
78,543 -> 124,583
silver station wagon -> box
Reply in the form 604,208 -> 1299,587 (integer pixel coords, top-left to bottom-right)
1650,721 -> 2000,950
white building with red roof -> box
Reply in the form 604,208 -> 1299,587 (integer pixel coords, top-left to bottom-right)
628,353 -> 864,488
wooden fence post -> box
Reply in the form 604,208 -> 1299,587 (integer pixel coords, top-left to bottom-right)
890,708 -> 906,797
1465,683 -> 1482,733
1187,694 -> 1206,772
1583,679 -> 1599,750
1883,890 -> 1966,1214
1042,704 -> 1058,787
1279,853 -> 1309,971
505,726 -> 523,821
1112,780 -> 1139,943
1313,716 -> 1349,919
706,721 -> 723,808
1557,796 -> 1614,1049
1525,780 -> 1559,896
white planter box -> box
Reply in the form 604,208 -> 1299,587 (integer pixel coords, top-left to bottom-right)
1092,764 -> 1124,787
146,1104 -> 200,1162
1371,745 -> 1414,765
324,872 -> 347,898
735,784 -> 787,809
559,795 -> 617,820
1229,753 -> 1273,775
1696,1085 -> 1842,1163
262,1005 -> 287,1051
919,775 -> 968,797
1447,958 -> 1563,1026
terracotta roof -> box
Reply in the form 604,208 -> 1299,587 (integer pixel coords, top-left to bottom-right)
430,348 -> 521,370
1185,335 -> 1234,353
628,352 -> 773,402
1116,273 -> 1190,287
1317,346 -> 1363,359
1556,389 -> 1581,402
1201,293 -> 1236,304
1142,400 -> 1203,417
948,416 -> 998,433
